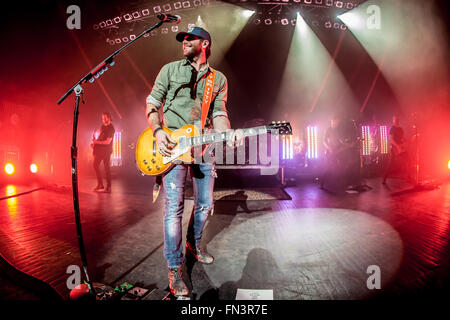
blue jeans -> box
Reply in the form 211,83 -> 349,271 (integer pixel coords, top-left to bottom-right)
162,163 -> 215,269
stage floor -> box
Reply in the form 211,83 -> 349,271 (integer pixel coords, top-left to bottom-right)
0,174 -> 449,300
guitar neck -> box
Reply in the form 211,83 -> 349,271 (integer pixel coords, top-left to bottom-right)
189,126 -> 269,147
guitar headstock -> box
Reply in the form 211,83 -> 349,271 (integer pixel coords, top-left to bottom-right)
268,121 -> 292,135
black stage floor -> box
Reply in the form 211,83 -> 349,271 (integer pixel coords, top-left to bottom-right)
0,174 -> 449,300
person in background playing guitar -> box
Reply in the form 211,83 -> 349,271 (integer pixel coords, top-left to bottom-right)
91,112 -> 115,193
145,26 -> 242,297
382,114 -> 413,184
320,115 -> 359,190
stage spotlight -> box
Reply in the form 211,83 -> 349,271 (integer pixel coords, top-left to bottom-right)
112,132 -> 123,167
448,160 -> 450,170
30,164 -> 38,174
337,11 -> 365,30
361,126 -> 371,156
5,163 -> 15,175
264,18 -> 272,25
380,126 -> 389,154
242,10 -> 255,18
282,135 -> 294,160
335,1 -> 343,8
254,18 -> 261,25
296,12 -> 308,37
324,21 -> 332,28
307,126 -> 318,159
281,18 -> 289,26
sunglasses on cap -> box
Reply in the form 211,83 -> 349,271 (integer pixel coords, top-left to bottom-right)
183,35 -> 202,41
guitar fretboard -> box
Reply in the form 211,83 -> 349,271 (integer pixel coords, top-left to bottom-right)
188,126 -> 269,147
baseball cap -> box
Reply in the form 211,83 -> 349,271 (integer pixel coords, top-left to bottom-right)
176,26 -> 211,44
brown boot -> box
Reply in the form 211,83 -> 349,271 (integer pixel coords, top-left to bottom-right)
168,267 -> 189,296
186,242 -> 214,264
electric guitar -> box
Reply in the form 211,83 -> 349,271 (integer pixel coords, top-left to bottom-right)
326,137 -> 362,157
391,133 -> 418,156
136,121 -> 292,176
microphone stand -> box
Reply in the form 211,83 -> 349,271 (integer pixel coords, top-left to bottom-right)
57,19 -> 165,298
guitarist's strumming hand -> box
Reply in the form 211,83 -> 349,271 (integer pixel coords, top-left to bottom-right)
155,128 -> 176,157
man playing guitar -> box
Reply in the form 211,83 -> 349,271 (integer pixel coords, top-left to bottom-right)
145,26 -> 242,297
382,114 -> 414,184
320,115 -> 359,190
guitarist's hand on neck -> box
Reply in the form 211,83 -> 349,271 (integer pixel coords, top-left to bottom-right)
212,116 -> 244,148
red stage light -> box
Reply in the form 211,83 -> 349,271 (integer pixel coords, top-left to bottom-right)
30,163 -> 38,173
4,163 -> 15,175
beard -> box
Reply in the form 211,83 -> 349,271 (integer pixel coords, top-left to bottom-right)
183,43 -> 202,58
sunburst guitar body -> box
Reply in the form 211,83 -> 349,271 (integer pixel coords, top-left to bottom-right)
136,124 -> 200,176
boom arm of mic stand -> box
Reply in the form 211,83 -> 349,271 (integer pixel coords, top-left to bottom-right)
57,20 -> 164,105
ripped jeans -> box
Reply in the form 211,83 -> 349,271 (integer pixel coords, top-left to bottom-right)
162,163 -> 215,269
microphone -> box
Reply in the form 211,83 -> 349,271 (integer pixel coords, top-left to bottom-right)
157,13 -> 181,24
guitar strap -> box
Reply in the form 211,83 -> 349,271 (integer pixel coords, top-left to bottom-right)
200,67 -> 216,130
